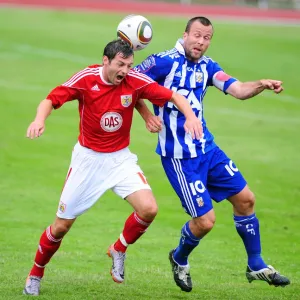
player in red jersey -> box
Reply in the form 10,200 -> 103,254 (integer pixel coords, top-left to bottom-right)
23,39 -> 203,296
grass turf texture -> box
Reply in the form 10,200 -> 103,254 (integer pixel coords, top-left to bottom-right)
0,7 -> 299,299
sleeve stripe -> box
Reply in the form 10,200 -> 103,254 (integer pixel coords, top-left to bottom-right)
134,82 -> 153,91
63,67 -> 99,87
127,72 -> 153,84
63,70 -> 99,87
129,70 -> 154,82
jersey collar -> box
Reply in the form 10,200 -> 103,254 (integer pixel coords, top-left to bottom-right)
99,66 -> 113,85
174,39 -> 185,55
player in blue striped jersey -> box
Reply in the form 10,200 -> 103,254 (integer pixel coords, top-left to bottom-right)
134,16 -> 290,292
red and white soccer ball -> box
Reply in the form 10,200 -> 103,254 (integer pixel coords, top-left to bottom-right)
117,15 -> 153,51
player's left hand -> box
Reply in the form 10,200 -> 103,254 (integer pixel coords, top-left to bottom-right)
145,115 -> 162,133
184,116 -> 203,140
261,79 -> 284,94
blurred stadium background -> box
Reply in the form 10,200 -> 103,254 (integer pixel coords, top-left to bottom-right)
0,0 -> 299,299
169,0 -> 300,9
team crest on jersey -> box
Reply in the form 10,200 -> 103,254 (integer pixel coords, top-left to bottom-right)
100,112 -> 123,132
58,201 -> 66,213
196,197 -> 204,207
195,72 -> 203,83
121,95 -> 132,107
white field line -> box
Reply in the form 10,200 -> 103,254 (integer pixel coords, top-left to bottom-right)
260,92 -> 299,104
13,43 -> 98,65
212,107 -> 300,124
0,42 -> 299,106
0,79 -> 47,91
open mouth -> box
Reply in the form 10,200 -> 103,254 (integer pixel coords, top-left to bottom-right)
116,75 -> 124,81
193,48 -> 202,54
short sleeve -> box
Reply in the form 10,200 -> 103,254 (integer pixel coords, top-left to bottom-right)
46,67 -> 92,109
134,54 -> 173,82
207,61 -> 223,86
47,86 -> 80,109
138,82 -> 173,107
209,61 -> 237,94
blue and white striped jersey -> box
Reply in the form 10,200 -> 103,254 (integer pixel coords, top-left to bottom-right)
135,39 -> 237,158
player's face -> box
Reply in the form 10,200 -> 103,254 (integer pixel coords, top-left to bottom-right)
183,21 -> 213,62
103,53 -> 134,85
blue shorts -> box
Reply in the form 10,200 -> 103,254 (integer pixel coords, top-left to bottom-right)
161,147 -> 247,217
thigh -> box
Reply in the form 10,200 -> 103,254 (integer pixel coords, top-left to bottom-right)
161,156 -> 213,218
112,152 -> 151,199
207,147 -> 247,202
57,143 -> 109,219
126,189 -> 156,214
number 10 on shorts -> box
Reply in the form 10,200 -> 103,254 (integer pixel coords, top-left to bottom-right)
225,160 -> 238,176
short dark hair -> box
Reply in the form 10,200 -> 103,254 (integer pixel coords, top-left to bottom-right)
185,16 -> 213,33
103,39 -> 134,62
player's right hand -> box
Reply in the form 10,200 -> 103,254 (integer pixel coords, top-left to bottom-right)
261,79 -> 283,94
184,116 -> 203,140
145,115 -> 162,133
26,121 -> 45,139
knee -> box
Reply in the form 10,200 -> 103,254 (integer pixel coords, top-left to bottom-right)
192,214 -> 216,235
51,221 -> 73,239
248,191 -> 256,208
240,191 -> 256,212
137,202 -> 158,221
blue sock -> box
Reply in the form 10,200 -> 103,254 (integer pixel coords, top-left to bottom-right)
234,213 -> 267,271
173,221 -> 201,266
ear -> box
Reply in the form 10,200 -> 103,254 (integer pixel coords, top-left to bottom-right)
102,56 -> 109,65
183,32 -> 188,40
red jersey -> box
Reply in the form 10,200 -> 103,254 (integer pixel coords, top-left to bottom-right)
47,64 -> 173,152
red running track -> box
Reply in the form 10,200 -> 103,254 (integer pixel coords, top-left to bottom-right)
1,0 -> 300,22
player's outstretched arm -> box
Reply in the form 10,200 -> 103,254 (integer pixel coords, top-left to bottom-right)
26,99 -> 53,139
226,79 -> 283,100
135,99 -> 162,133
170,92 -> 203,140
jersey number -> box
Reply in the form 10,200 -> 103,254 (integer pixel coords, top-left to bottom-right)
225,160 -> 238,176
189,180 -> 206,196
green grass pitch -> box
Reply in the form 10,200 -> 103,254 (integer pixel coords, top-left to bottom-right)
0,7 -> 299,299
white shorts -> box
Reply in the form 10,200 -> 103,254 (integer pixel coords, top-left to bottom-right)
57,142 -> 151,219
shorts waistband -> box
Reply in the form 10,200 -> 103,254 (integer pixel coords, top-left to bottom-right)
74,142 -> 130,157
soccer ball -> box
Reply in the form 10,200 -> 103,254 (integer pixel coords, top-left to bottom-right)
117,15 -> 153,51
